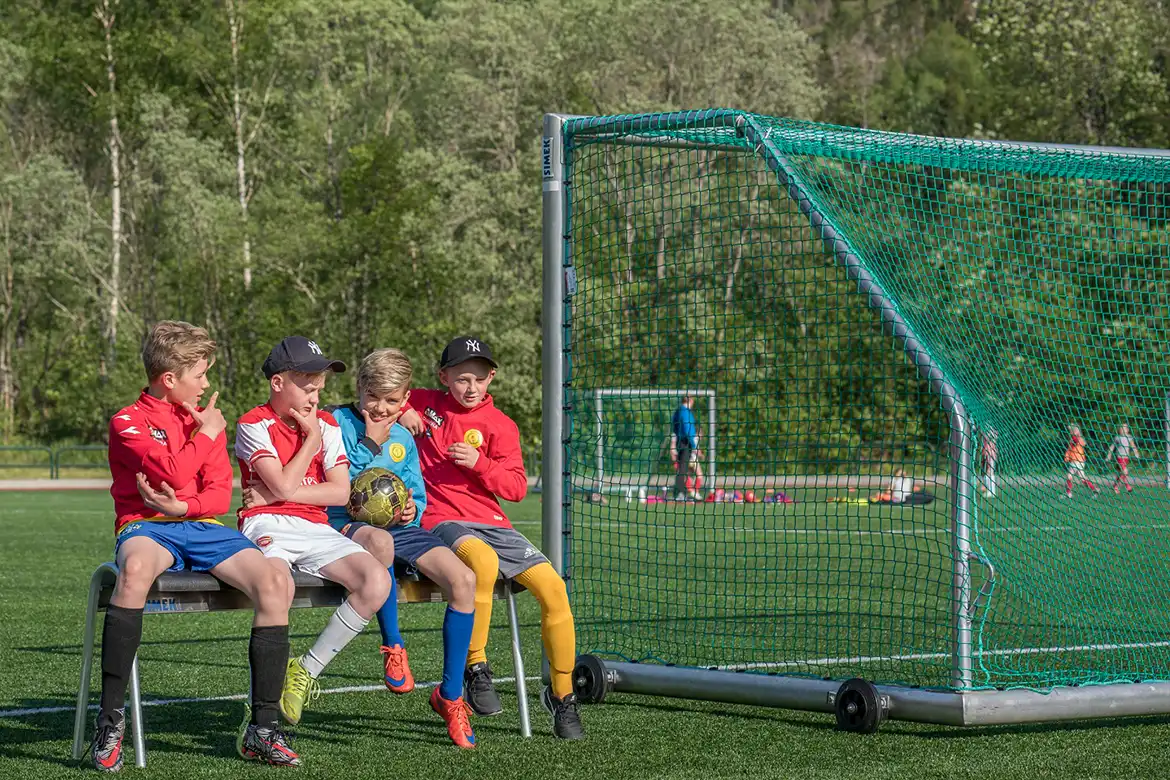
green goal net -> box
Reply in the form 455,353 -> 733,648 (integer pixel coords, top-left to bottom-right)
557,110 -> 1170,692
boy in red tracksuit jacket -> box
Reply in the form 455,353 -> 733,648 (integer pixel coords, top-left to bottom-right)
400,336 -> 584,740
97,321 -> 298,772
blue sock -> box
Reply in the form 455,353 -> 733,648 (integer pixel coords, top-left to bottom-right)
376,570 -> 403,648
439,605 -> 474,701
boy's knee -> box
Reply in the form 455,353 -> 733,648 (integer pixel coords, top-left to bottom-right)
364,531 -> 395,566
254,567 -> 292,610
118,554 -> 155,591
544,573 -> 569,607
452,565 -> 477,602
460,540 -> 498,576
362,561 -> 393,603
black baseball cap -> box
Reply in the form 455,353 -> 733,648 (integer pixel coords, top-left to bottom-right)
262,336 -> 347,379
440,335 -> 498,370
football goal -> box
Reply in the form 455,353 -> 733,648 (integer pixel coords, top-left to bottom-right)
540,109 -> 1170,730
585,388 -> 716,496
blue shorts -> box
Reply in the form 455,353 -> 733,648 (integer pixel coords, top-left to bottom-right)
115,520 -> 257,572
339,522 -> 446,572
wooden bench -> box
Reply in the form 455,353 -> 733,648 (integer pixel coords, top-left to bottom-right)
71,562 -> 532,767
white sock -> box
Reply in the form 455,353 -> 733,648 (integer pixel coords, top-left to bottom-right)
301,599 -> 369,678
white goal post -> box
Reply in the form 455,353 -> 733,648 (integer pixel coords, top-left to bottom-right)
592,388 -> 716,494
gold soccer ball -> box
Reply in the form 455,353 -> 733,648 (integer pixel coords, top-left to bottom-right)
347,468 -> 409,527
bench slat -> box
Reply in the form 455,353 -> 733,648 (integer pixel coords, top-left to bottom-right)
91,565 -> 518,614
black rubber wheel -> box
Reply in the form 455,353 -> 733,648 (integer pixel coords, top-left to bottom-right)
834,678 -> 885,733
572,654 -> 609,704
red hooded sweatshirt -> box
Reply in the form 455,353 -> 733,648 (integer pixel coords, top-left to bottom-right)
107,390 -> 233,532
408,388 -> 527,530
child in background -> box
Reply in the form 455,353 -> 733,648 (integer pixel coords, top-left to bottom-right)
1104,423 -> 1140,494
1063,424 -> 1100,499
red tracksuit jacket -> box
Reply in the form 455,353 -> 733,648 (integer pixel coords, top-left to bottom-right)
107,390 -> 233,532
408,389 -> 527,530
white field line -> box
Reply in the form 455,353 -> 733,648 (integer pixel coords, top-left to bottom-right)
718,640 -> 1170,672
7,644 -> 1170,720
512,519 -> 1170,537
0,674 -> 542,720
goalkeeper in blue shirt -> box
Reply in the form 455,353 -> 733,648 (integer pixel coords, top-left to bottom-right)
326,348 -> 478,749
670,395 -> 703,500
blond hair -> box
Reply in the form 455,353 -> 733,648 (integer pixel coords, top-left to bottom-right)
358,348 -> 413,397
142,321 -> 216,381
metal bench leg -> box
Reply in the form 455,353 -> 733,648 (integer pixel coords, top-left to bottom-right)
129,654 -> 146,767
506,583 -> 532,737
72,566 -> 111,760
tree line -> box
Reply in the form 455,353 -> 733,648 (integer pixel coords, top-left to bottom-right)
4,0 -> 1170,460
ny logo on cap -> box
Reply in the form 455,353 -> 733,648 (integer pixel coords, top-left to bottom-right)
466,339 -> 481,352
307,340 -> 323,355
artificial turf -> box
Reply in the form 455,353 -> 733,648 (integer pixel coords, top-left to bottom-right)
1,488 -> 1167,779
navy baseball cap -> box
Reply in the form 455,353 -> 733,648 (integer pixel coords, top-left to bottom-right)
263,336 -> 347,379
440,336 -> 498,370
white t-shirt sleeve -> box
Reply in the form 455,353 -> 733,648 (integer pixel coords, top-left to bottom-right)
321,419 -> 349,471
235,419 -> 277,465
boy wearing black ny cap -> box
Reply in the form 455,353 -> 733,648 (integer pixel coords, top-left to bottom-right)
399,336 -> 585,739
234,336 -> 392,726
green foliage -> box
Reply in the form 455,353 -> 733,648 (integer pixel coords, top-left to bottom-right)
3,0 -> 1170,455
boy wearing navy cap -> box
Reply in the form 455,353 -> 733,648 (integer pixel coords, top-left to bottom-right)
235,336 -> 392,726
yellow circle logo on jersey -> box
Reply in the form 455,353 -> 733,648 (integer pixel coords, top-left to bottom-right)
388,443 -> 407,463
464,429 -> 484,448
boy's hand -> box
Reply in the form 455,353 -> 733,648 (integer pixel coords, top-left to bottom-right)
361,409 -> 393,446
242,479 -> 279,510
448,441 -> 480,469
184,391 -> 226,439
136,472 -> 189,517
399,409 -> 424,436
670,448 -> 678,464
401,490 -> 417,524
289,407 -> 323,451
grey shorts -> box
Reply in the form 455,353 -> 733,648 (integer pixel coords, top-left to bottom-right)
430,521 -> 549,579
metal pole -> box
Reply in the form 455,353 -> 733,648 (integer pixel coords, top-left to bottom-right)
740,114 -> 975,690
707,394 -> 716,491
506,586 -> 532,738
595,390 -> 604,495
72,564 -> 114,759
592,658 -> 1170,726
129,655 -> 146,767
1164,391 -> 1169,489
950,411 -> 975,689
542,113 -> 568,575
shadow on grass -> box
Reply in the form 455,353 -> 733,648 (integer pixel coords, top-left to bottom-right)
0,688 -> 542,774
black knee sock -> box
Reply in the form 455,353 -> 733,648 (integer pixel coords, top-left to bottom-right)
249,625 -> 289,727
99,605 -> 144,725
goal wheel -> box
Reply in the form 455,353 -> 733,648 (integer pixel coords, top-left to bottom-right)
834,678 -> 886,733
572,654 -> 611,704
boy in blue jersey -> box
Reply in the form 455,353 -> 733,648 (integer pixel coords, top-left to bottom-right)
326,348 -> 478,749
670,395 -> 703,500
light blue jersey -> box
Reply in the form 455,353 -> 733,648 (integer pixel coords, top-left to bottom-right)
672,404 -> 698,448
325,404 -> 426,529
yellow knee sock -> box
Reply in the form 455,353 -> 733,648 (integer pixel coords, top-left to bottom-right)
454,536 -> 499,668
514,562 -> 576,698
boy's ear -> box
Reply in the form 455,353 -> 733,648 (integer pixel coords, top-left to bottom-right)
270,374 -> 283,393
160,371 -> 177,390
401,388 -> 411,405
437,368 -> 448,386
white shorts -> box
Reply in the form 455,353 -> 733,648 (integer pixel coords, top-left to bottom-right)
1067,462 -> 1086,479
240,513 -> 366,576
